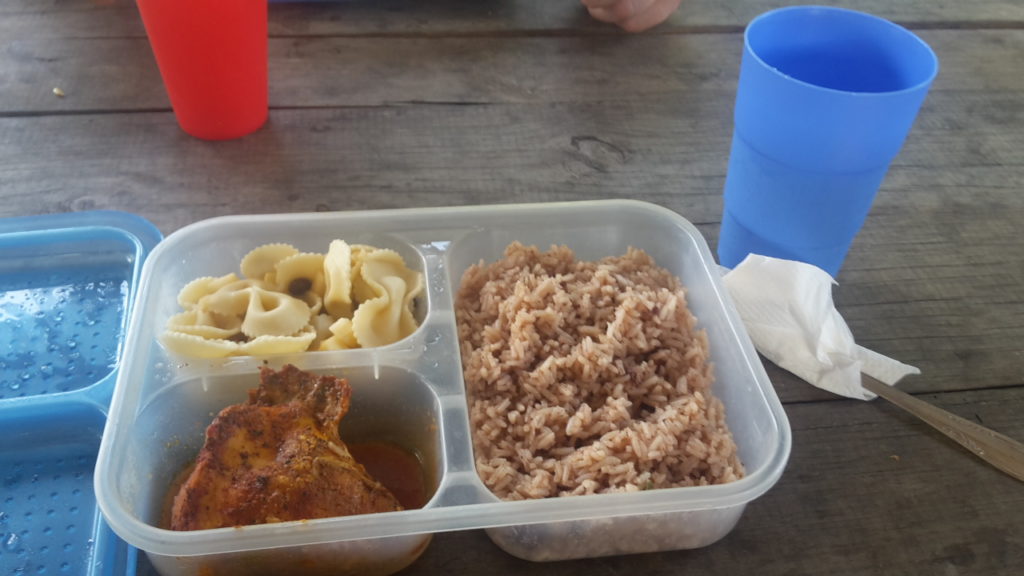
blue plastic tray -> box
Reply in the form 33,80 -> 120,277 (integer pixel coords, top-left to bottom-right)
0,211 -> 161,576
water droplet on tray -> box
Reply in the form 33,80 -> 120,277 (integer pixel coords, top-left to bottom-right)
431,274 -> 446,293
4,531 -> 20,550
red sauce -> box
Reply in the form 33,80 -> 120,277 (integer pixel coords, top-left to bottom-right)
161,460 -> 197,529
348,441 -> 428,510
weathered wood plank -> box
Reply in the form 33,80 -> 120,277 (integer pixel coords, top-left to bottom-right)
2,33 -> 1022,402
130,386 -> 1024,576
3,30 -> 1024,114
0,33 -> 736,113
2,91 -> 1020,233
0,95 -> 728,230
3,0 -> 1023,43
1,89 -> 1021,397
4,25 -> 1024,401
4,2 -> 1021,576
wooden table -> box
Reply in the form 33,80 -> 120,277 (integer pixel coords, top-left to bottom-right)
2,1 -> 1022,574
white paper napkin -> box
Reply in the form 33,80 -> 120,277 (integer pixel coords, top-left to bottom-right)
721,254 -> 920,400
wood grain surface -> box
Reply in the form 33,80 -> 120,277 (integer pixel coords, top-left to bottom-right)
1,1 -> 1022,575
3,0 -> 1024,40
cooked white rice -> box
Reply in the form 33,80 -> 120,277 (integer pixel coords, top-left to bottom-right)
455,243 -> 744,500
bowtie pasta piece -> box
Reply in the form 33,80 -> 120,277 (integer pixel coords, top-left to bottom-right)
198,279 -> 268,318
177,274 -> 240,309
323,242 -> 381,319
310,313 -> 337,350
237,326 -> 317,356
351,249 -> 424,348
240,243 -> 299,280
240,287 -> 312,339
163,239 -> 424,358
167,310 -> 242,340
323,240 -> 354,319
273,252 -> 326,298
161,330 -> 242,358
318,317 -> 360,351
298,290 -> 324,316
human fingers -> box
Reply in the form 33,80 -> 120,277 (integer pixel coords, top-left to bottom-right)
617,0 -> 682,33
586,6 -> 617,24
581,0 -> 660,24
579,0 -> 620,7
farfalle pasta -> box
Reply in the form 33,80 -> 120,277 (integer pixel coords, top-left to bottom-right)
240,287 -> 312,338
177,274 -> 240,308
240,243 -> 299,280
323,240 -> 354,319
273,253 -> 326,306
161,240 -> 424,358
352,249 -> 425,348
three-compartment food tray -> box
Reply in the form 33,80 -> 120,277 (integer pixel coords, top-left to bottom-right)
93,200 -> 791,576
0,211 -> 162,576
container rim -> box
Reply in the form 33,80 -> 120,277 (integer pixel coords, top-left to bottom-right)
94,199 -> 792,557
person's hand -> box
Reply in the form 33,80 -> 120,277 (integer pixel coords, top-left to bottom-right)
581,0 -> 682,33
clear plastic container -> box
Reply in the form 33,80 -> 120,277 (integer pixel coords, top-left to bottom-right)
94,200 -> 791,575
0,210 -> 161,576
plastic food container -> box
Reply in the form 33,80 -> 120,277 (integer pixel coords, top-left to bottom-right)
94,200 -> 791,576
0,211 -> 161,576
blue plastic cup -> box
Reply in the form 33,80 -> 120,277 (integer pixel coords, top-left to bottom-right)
718,6 -> 938,276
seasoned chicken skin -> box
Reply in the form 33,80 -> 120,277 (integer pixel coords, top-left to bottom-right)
170,364 -> 402,531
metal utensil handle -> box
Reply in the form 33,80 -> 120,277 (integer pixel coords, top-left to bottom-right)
862,375 -> 1024,482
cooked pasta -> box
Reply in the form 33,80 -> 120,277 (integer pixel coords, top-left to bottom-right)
240,243 -> 299,280
161,330 -> 242,358
161,239 -> 424,358
323,240 -> 355,319
177,274 -> 239,309
318,317 -> 360,351
351,250 -> 424,348
273,253 -> 326,297
166,310 -> 241,340
237,326 -> 317,356
239,287 -> 312,339
198,279 -> 267,317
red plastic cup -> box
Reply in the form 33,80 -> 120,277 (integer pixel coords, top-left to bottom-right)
136,0 -> 268,140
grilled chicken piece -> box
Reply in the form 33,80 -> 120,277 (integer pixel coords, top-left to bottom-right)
170,364 -> 402,531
